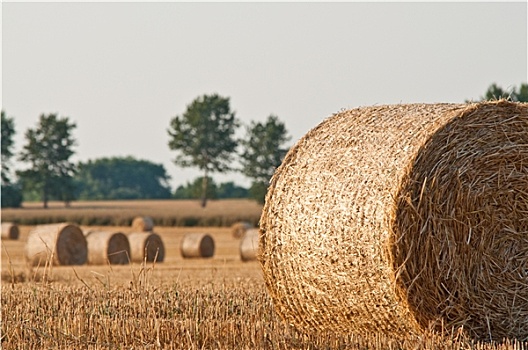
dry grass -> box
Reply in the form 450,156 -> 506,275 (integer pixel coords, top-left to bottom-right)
1,225 -> 527,349
3,187 -> 528,349
1,199 -> 263,227
6,282 -> 518,350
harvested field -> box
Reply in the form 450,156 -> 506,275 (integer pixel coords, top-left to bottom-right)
1,224 -> 527,349
1,226 -> 520,350
1,199 -> 263,227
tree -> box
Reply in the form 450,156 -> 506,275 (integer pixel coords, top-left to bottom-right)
168,94 -> 239,207
217,181 -> 248,199
75,156 -> 172,200
478,82 -> 528,102
239,115 -> 291,203
514,83 -> 528,102
1,110 -> 16,185
173,178 -> 249,200
18,113 -> 77,208
1,110 -> 23,208
173,176 -> 218,200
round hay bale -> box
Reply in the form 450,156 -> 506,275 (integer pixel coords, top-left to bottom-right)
127,232 -> 164,263
231,221 -> 252,239
259,100 -> 528,341
180,233 -> 215,258
131,216 -> 154,232
239,229 -> 259,262
25,223 -> 87,266
1,222 -> 19,240
84,231 -> 130,265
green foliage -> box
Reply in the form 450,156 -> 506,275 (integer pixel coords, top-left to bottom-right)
477,82 -> 528,102
239,115 -> 290,203
75,156 -> 172,200
168,93 -> 240,207
1,110 -> 16,185
174,177 -> 218,200
174,178 -> 249,200
239,115 -> 290,182
248,181 -> 269,204
217,181 -> 249,199
1,111 -> 26,207
17,114 -> 77,208
1,183 -> 23,208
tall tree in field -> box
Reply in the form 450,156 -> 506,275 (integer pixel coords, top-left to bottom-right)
1,110 -> 16,185
239,115 -> 291,204
168,94 -> 239,207
18,113 -> 77,208
1,110 -> 23,208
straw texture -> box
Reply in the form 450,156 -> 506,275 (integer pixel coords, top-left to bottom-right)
128,232 -> 164,263
25,223 -> 87,266
180,233 -> 215,258
85,231 -> 130,265
259,100 -> 528,341
240,229 -> 260,262
131,216 -> 154,232
1,222 -> 19,240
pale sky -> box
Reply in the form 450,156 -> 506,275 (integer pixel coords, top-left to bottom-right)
2,1 -> 527,190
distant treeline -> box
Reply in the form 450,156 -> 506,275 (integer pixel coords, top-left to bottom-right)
2,95 -> 291,208
19,156 -> 251,202
3,84 -> 526,208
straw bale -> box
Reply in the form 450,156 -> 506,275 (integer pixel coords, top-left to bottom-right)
1,222 -> 19,240
131,216 -> 154,232
239,228 -> 259,261
127,232 -> 164,263
84,231 -> 130,265
25,223 -> 87,266
259,100 -> 528,341
180,233 -> 215,258
231,221 -> 252,239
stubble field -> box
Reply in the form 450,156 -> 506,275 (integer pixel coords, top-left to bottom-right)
1,200 -> 526,349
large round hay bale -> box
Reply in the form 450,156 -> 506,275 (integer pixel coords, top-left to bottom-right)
260,100 -> 528,341
127,232 -> 164,263
239,229 -> 259,262
231,221 -> 252,239
180,233 -> 215,258
131,216 -> 154,232
1,222 -> 19,240
25,223 -> 87,266
84,231 -> 130,265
